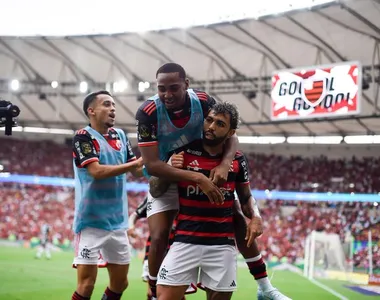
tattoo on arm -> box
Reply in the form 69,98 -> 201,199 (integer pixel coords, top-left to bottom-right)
149,176 -> 171,198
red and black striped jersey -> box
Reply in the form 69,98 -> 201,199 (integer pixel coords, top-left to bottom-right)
174,140 -> 250,246
135,90 -> 216,148
72,127 -> 136,168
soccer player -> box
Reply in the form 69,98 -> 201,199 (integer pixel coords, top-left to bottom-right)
136,63 -> 236,298
35,223 -> 52,260
156,101 -> 259,300
71,90 -> 143,300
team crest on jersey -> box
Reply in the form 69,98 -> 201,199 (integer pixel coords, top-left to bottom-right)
139,125 -> 150,138
81,142 -> 92,155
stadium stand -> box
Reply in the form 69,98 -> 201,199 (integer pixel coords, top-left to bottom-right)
0,138 -> 379,272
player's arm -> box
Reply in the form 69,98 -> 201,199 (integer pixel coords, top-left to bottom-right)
235,153 -> 263,246
148,150 -> 184,198
73,133 -> 142,180
235,153 -> 261,218
217,133 -> 239,174
140,145 -> 209,185
235,182 -> 261,219
201,93 -> 240,185
136,108 -> 223,204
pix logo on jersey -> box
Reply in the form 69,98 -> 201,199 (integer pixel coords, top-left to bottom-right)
271,62 -> 361,120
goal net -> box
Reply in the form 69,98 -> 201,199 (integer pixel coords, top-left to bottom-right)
304,230 -> 349,280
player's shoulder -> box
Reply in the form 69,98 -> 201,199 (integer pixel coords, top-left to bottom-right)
192,89 -> 211,102
234,150 -> 246,160
182,139 -> 204,156
73,128 -> 92,140
137,99 -> 157,116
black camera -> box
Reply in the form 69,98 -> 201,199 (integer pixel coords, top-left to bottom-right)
0,100 -> 21,136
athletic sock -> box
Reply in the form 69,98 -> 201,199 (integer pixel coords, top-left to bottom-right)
72,291 -> 90,300
245,254 -> 273,292
101,287 -> 122,300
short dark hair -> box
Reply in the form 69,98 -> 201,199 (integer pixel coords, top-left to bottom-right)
83,90 -> 112,117
210,101 -> 240,130
156,63 -> 186,79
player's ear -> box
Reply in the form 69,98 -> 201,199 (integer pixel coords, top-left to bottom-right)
87,106 -> 95,116
227,129 -> 236,139
185,78 -> 190,89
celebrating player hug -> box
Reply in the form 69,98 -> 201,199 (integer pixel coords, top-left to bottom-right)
135,63 -> 291,300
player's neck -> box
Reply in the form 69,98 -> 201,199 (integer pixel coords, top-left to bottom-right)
202,142 -> 224,157
91,122 -> 109,135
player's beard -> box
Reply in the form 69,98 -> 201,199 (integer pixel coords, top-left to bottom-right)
202,131 -> 228,147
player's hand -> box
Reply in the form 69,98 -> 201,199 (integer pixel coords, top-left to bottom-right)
170,151 -> 184,169
197,173 -> 224,205
245,216 -> 263,247
209,161 -> 230,186
127,227 -> 137,239
134,157 -> 144,168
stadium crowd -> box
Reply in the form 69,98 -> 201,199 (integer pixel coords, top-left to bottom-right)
0,138 -> 379,272
1,138 -> 380,193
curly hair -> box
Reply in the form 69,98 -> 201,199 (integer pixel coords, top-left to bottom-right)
210,101 -> 240,130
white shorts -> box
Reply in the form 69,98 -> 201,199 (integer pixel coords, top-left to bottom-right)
157,242 -> 237,292
73,227 -> 131,266
147,183 -> 179,218
143,258 -> 198,294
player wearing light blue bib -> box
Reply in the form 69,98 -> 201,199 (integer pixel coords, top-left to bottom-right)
71,90 -> 143,300
136,63 -> 239,299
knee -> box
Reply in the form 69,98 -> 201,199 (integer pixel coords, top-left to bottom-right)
120,278 -> 129,292
150,228 -> 171,247
77,280 -> 95,297
110,277 -> 129,294
118,278 -> 129,292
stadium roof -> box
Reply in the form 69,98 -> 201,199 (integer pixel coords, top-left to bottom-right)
0,0 -> 379,138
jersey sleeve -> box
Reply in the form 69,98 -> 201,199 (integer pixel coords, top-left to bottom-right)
236,153 -> 250,185
72,132 -> 99,168
195,90 -> 217,117
135,100 -> 158,147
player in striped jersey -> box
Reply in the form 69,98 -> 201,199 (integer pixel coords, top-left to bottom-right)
155,102 -> 248,300
156,102 -> 291,300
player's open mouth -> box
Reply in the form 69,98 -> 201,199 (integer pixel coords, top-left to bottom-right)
205,132 -> 215,139
165,99 -> 175,105
109,113 -> 115,120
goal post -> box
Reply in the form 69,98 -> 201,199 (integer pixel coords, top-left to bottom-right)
304,230 -> 349,280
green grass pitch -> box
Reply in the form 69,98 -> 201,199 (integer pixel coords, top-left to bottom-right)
0,247 -> 376,300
